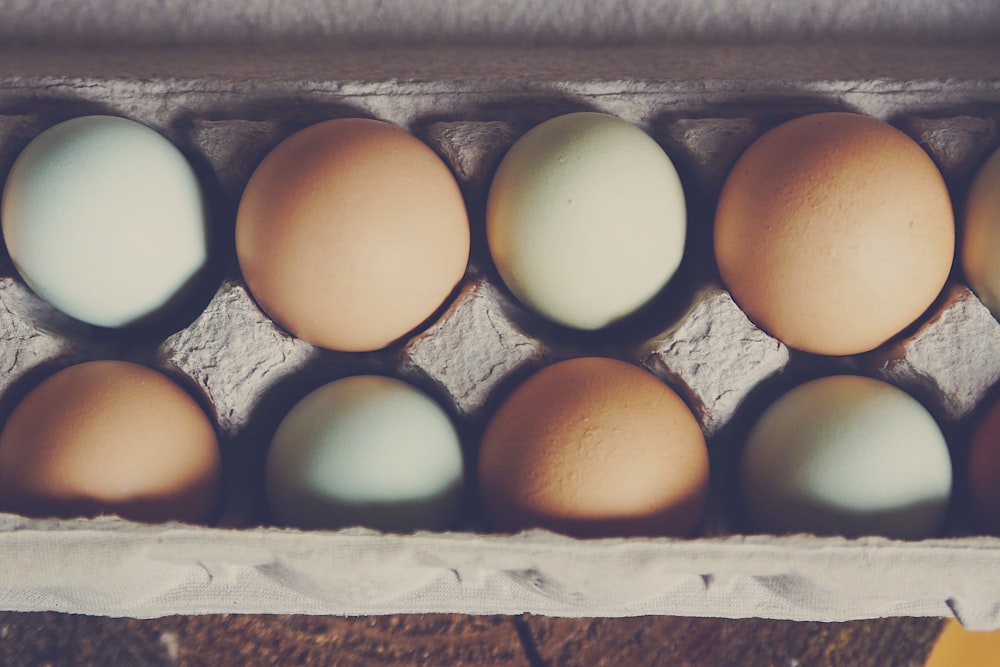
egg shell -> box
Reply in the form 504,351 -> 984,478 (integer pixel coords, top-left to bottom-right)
962,145 -> 1000,320
0,115 -> 210,328
714,112 -> 955,356
968,394 -> 1000,534
486,112 -> 687,330
235,118 -> 470,353
478,356 -> 709,538
0,360 -> 222,524
264,374 -> 465,532
739,374 -> 953,539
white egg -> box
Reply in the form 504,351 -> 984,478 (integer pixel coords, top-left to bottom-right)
486,112 -> 687,330
1,115 -> 209,327
740,375 -> 952,539
962,144 -> 1000,320
265,375 -> 465,532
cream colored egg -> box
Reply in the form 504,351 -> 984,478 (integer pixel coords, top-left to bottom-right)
487,112 -> 687,330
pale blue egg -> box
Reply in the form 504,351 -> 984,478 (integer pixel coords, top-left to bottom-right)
265,375 -> 464,532
1,115 -> 208,327
740,374 -> 952,539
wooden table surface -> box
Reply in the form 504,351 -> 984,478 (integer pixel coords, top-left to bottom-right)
0,613 -> 945,666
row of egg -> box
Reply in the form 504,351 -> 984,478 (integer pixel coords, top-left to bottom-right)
6,111 -> 1000,354
0,110 -> 999,540
1,349 -> 997,542
1,111 -> 689,349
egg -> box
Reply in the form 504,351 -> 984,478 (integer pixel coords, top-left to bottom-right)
478,357 -> 709,538
265,375 -> 464,532
1,115 -> 210,328
739,375 -> 952,539
961,144 -> 1000,320
967,394 -> 1000,534
486,112 -> 687,330
0,360 -> 221,523
714,112 -> 954,356
236,118 -> 470,352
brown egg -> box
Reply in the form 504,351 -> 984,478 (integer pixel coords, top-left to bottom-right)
236,118 -> 470,352
714,112 -> 954,356
969,395 -> 1000,534
0,360 -> 221,523
478,357 -> 709,538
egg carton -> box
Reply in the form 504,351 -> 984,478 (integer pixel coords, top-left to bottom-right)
1,45 -> 1000,627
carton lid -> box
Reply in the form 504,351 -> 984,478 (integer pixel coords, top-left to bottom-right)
1,0 -> 998,49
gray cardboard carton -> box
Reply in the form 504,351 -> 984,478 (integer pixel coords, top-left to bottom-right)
1,2 -> 999,627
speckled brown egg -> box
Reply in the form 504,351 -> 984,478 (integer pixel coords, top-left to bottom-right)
0,360 -> 221,523
714,112 -> 954,356
477,357 -> 709,538
236,118 -> 470,353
